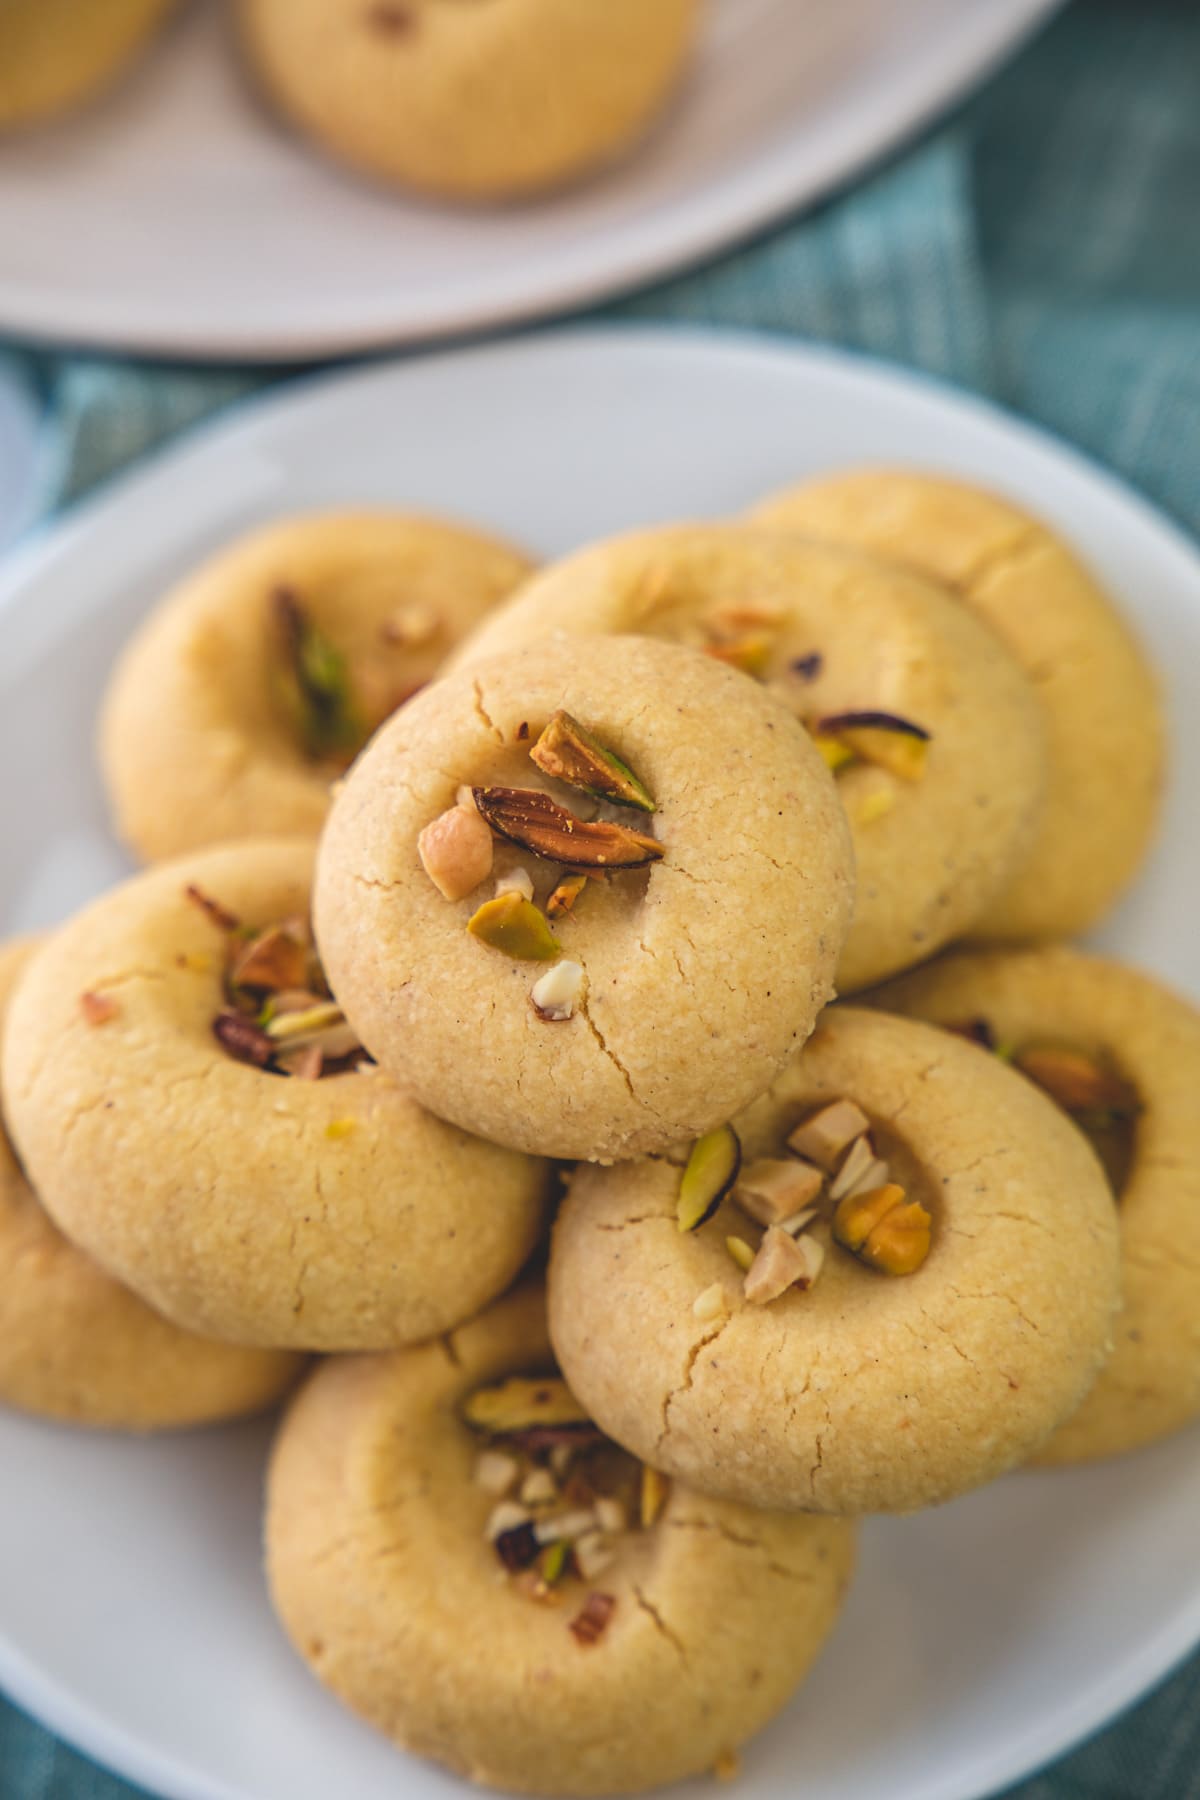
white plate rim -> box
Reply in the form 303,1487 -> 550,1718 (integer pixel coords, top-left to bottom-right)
0,324 -> 1198,1800
0,0 -> 1063,362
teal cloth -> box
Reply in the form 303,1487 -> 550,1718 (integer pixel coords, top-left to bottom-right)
3,0 -> 1200,1795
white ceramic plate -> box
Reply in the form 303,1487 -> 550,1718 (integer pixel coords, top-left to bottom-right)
0,0 -> 1061,361
1,328 -> 1198,1800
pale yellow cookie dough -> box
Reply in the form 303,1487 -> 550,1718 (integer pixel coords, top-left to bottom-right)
867,947 -> 1200,1464
315,635 -> 854,1163
750,470 -> 1164,941
2,841 -> 549,1352
0,0 -> 173,131
238,0 -> 700,202
452,524 -> 1047,991
99,510 -> 534,864
0,936 -> 302,1429
549,1007 -> 1120,1515
267,1281 -> 856,1796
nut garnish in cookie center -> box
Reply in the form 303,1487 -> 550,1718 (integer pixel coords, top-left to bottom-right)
464,1371 -> 669,1639
186,883 -> 365,1080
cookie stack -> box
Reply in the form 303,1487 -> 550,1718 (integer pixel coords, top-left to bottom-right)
1,475 -> 1195,1795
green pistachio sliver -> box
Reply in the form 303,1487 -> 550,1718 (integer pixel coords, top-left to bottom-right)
273,587 -> 364,763
677,1124 -> 742,1232
539,1539 -> 570,1585
530,711 -> 656,813
467,892 -> 561,961
265,1001 -> 345,1042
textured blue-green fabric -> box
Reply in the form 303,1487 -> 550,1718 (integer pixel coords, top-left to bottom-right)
3,0 -> 1199,1795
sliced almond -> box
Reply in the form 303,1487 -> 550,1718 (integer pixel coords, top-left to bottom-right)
829,1134 -> 879,1201
530,959 -> 585,1023
520,1468 -> 559,1508
593,1496 -> 627,1535
693,1281 -> 730,1323
474,1450 -> 519,1497
534,1509 -> 597,1546
494,865 -> 534,902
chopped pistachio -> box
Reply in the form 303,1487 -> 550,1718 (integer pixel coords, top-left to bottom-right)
547,872 -> 589,918
787,1098 -> 871,1171
811,728 -> 857,773
467,892 -> 560,962
817,711 -> 931,782
529,710 -> 656,813
537,1539 -> 570,1586
212,1010 -> 273,1067
677,1124 -> 742,1232
184,883 -> 240,933
640,1466 -> 670,1528
463,1375 -> 590,1434
704,636 -> 772,678
725,1235 -> 756,1273
693,1281 -> 731,1324
473,786 -> 663,871
230,924 -> 310,994
1014,1043 -> 1139,1116
833,1183 -> 932,1276
79,990 -> 119,1027
530,959 -> 585,1023
734,1156 -> 823,1226
264,1000 -> 343,1042
273,586 -> 363,763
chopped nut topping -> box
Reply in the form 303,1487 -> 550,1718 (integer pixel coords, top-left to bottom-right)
534,1508 -> 597,1546
547,872 -> 588,918
473,786 -> 663,871
725,1234 -> 756,1273
593,1496 -> 627,1534
815,711 -> 931,782
281,1044 -> 324,1081
811,729 -> 856,773
495,1521 -> 541,1572
463,1376 -> 590,1434
521,1468 -> 558,1508
381,601 -> 439,647
474,1450 -> 519,1497
573,1531 -> 617,1581
80,990 -> 119,1026
693,1282 -> 731,1324
677,1124 -> 741,1232
486,1500 -> 533,1541
494,865 -> 535,902
734,1156 -> 823,1226
529,710 -> 656,813
418,802 -> 495,902
828,1134 -> 880,1201
272,586 -> 363,766
833,1183 -> 932,1276
325,1118 -> 356,1140
787,1099 -> 871,1170
231,924 -> 311,994
778,1205 -> 818,1236
530,959 -> 585,1023
639,1466 -> 670,1529
569,1591 -> 616,1646
468,892 -> 560,961
743,1225 -> 823,1304
704,636 -> 773,678
537,1540 -> 570,1587
853,788 -> 896,826
1014,1043 -> 1139,1116
185,884 -> 241,933
213,1010 -> 273,1067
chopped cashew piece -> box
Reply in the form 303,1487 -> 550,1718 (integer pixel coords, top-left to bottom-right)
495,865 -> 535,902
573,1531 -> 617,1581
474,1450 -> 519,1497
486,1501 -> 533,1541
787,1098 -> 871,1170
778,1206 -> 818,1237
743,1226 -> 822,1304
418,802 -> 494,901
521,1468 -> 558,1507
530,959 -> 585,1023
734,1156 -> 823,1226
842,1154 -> 892,1201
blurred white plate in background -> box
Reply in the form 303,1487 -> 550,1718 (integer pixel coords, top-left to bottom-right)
0,327 -> 1198,1800
0,0 -> 1061,360
0,359 -> 41,551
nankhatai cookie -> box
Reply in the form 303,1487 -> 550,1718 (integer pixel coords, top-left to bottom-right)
315,635 -> 854,1163
2,841 -> 549,1351
451,525 -> 1046,991
867,947 -> 1200,1464
267,1281 -> 855,1795
0,0 -> 173,131
549,1007 -> 1120,1515
0,937 -> 302,1430
238,0 -> 700,202
750,470 -> 1164,941
99,511 -> 534,863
